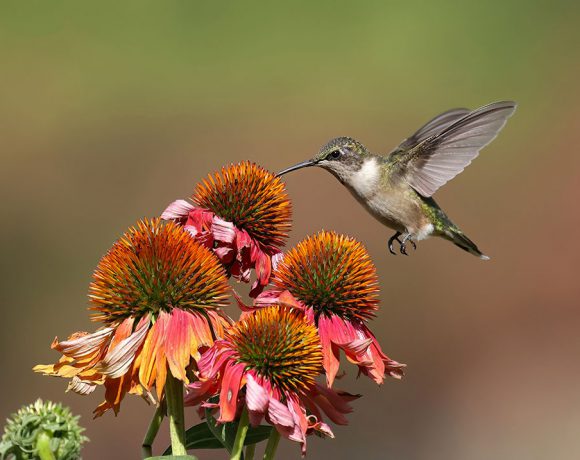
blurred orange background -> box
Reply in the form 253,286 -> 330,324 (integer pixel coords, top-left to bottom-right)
1,1 -> 579,459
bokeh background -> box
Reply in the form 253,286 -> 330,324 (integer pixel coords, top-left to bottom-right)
1,1 -> 579,459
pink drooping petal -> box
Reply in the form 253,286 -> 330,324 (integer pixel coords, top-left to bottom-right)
317,315 -> 342,387
232,290 -> 254,312
211,216 -> 236,244
235,228 -> 252,252
248,279 -> 264,298
313,384 -> 358,416
52,327 -> 114,359
218,361 -> 245,422
246,374 -> 270,412
339,337 -> 373,355
286,395 -> 308,446
271,252 -> 284,272
186,207 -> 214,231
254,289 -> 304,310
197,344 -> 235,380
254,289 -> 283,308
214,246 -> 234,262
184,378 -> 219,407
161,199 -> 195,220
267,397 -> 295,428
98,316 -> 149,379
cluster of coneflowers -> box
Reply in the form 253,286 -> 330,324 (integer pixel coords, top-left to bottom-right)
34,161 -> 404,459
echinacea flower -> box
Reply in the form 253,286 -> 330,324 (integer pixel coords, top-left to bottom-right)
185,306 -> 358,455
0,399 -> 87,460
34,218 -> 231,416
255,231 -> 405,387
161,161 -> 292,296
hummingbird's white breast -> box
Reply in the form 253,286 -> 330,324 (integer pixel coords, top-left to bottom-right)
349,158 -> 380,199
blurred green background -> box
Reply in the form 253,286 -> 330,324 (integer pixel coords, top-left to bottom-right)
1,1 -> 579,459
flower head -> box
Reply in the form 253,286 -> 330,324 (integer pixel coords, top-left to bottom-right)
274,230 -> 379,321
256,231 -> 405,386
35,218 -> 231,416
0,399 -> 87,460
162,162 -> 292,296
186,306 -> 358,455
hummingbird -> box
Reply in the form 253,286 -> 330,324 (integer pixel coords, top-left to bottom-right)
277,101 -> 517,259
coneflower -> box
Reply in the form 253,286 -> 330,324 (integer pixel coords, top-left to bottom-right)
162,161 -> 292,296
34,218 -> 231,416
185,306 -> 358,456
255,231 -> 405,387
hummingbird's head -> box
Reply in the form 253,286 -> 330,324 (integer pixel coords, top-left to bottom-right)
277,137 -> 370,183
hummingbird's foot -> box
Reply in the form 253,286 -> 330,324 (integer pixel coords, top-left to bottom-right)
388,232 -> 403,255
400,233 -> 416,255
388,232 -> 417,255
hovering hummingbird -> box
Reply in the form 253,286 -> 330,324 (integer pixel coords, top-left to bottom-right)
277,101 -> 517,259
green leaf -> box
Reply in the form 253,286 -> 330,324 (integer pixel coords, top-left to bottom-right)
162,420 -> 273,455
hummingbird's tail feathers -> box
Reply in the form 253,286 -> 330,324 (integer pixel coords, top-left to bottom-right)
445,229 -> 490,260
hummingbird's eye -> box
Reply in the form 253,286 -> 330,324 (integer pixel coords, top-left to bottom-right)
327,150 -> 342,160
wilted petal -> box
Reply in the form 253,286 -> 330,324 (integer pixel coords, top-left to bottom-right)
218,361 -> 245,422
267,398 -> 294,428
52,327 -> 114,359
214,246 -> 234,262
165,309 -> 193,383
67,376 -> 97,395
317,315 -> 342,387
235,228 -> 252,252
286,396 -> 308,445
98,316 -> 149,379
246,374 -> 269,413
99,316 -> 149,379
212,216 -> 236,243
138,313 -> 169,391
340,337 -> 372,355
189,312 -> 214,353
184,378 -> 219,406
271,252 -> 284,271
206,310 -> 232,340
161,199 -> 195,220
94,371 -> 134,417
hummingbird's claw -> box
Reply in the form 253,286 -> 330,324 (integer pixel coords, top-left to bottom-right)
389,232 -> 416,256
388,231 -> 403,255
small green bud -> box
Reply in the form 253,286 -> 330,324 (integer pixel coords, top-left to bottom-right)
0,399 -> 87,460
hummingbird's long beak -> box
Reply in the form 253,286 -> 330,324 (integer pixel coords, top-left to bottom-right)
276,160 -> 317,177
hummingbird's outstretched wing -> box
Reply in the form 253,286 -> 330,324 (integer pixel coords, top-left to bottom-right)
389,101 -> 517,197
388,107 -> 470,154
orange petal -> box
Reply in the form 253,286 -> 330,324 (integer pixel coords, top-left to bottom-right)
99,316 -> 149,379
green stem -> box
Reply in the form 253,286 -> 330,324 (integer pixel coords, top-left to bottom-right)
262,429 -> 280,460
141,402 -> 165,458
230,407 -> 250,460
165,373 -> 187,456
245,442 -> 256,460
36,432 -> 56,460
